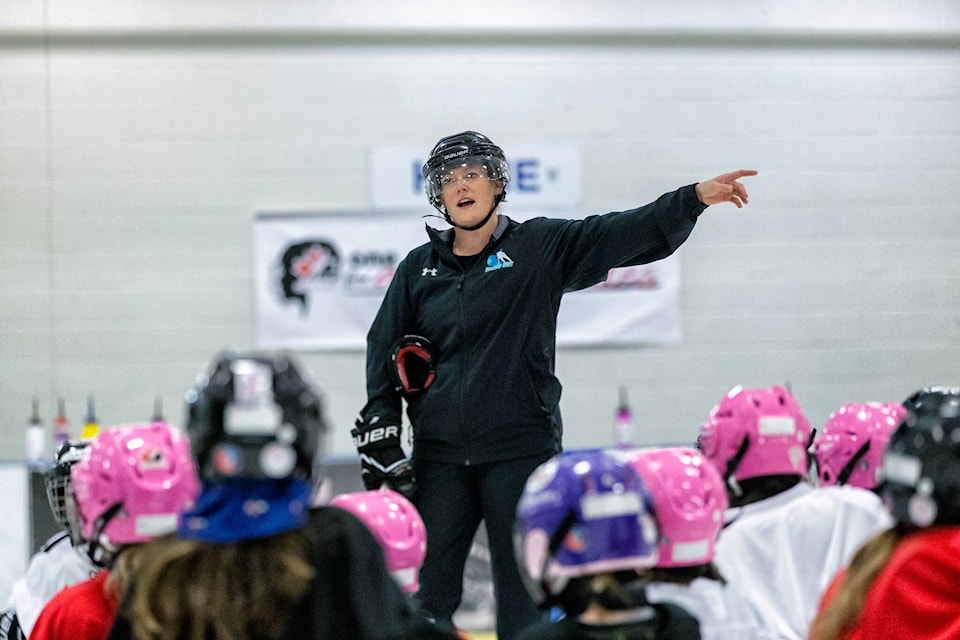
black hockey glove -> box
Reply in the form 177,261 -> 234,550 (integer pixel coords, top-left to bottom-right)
351,415 -> 416,499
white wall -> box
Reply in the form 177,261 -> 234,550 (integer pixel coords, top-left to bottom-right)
1,1 -> 959,467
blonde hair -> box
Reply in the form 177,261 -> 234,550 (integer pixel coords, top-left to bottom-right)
124,530 -> 314,640
808,527 -> 899,640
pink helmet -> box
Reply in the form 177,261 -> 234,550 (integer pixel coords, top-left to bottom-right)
625,447 -> 728,568
697,385 -> 812,486
330,489 -> 426,593
71,422 -> 200,547
812,402 -> 906,489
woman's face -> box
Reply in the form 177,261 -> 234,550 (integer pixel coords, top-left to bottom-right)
439,164 -> 503,227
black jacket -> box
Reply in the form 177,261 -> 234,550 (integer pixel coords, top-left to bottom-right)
362,185 -> 705,464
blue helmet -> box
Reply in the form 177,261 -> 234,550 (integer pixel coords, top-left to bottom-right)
514,449 -> 659,606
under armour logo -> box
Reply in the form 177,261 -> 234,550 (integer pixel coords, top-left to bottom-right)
421,267 -> 438,277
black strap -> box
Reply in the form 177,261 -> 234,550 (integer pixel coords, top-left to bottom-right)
837,440 -> 872,486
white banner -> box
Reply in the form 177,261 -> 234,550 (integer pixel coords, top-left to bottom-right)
254,211 -> 682,351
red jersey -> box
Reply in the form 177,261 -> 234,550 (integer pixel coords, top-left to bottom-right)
30,570 -> 117,640
818,526 -> 960,640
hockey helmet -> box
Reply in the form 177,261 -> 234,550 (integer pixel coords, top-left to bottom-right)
697,385 -> 812,487
44,440 -> 91,545
625,446 -> 727,568
514,449 -> 659,607
185,351 -> 327,482
71,422 -> 199,549
422,131 -> 510,210
881,387 -> 960,528
330,489 -> 427,593
390,335 -> 437,397
812,402 -> 906,489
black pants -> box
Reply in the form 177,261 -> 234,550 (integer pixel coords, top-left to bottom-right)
413,454 -> 552,640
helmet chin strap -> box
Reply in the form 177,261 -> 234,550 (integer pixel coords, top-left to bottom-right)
439,191 -> 504,231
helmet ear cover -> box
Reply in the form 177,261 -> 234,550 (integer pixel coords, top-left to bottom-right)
390,335 -> 437,397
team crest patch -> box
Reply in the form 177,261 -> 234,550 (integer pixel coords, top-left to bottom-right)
484,248 -> 514,273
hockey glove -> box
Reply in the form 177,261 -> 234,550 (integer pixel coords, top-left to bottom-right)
351,415 -> 416,499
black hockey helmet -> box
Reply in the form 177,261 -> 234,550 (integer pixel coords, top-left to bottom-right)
44,440 -> 91,545
880,387 -> 960,527
184,351 -> 327,483
422,131 -> 510,210
390,335 -> 437,397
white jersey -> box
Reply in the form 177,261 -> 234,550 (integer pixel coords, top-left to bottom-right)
6,534 -> 98,637
645,576 -> 778,640
713,483 -> 891,640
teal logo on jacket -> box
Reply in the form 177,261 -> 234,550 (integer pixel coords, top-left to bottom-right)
485,249 -> 514,273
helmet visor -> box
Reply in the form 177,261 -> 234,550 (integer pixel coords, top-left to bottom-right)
424,155 -> 509,206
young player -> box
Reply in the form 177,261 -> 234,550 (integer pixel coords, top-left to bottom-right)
105,351 -> 459,640
30,422 -> 200,640
697,385 -> 891,640
513,448 -> 701,640
625,446 -> 777,640
0,442 -> 99,640
810,387 -> 960,640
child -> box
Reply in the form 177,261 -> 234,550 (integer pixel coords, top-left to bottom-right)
0,441 -> 99,640
810,387 -> 960,640
625,446 -> 777,639
697,385 -> 890,640
513,448 -> 701,640
106,351 -> 459,640
31,422 -> 200,640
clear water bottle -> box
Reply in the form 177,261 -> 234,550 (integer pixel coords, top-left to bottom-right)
53,397 -> 71,452
26,397 -> 48,471
613,386 -> 634,450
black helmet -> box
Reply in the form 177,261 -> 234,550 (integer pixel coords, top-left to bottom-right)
422,131 -> 510,209
44,440 -> 91,545
881,387 -> 960,527
185,351 -> 327,483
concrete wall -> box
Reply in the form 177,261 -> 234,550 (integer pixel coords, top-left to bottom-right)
2,1 -> 959,465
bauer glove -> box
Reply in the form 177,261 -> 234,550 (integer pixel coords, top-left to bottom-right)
351,415 -> 416,499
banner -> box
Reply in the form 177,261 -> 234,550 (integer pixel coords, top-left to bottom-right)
253,210 -> 682,351
371,143 -> 583,209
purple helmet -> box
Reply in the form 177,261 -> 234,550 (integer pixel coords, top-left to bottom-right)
625,447 -> 728,568
71,422 -> 200,548
812,402 -> 906,489
697,385 -> 812,486
330,489 -> 426,593
514,449 -> 659,606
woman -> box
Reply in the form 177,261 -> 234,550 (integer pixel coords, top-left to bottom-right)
354,129 -> 756,640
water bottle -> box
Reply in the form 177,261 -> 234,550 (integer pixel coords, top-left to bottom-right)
613,386 -> 634,449
26,397 -> 48,471
53,397 -> 71,452
80,395 -> 100,440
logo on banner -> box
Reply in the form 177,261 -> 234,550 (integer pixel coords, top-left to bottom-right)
279,240 -> 342,311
